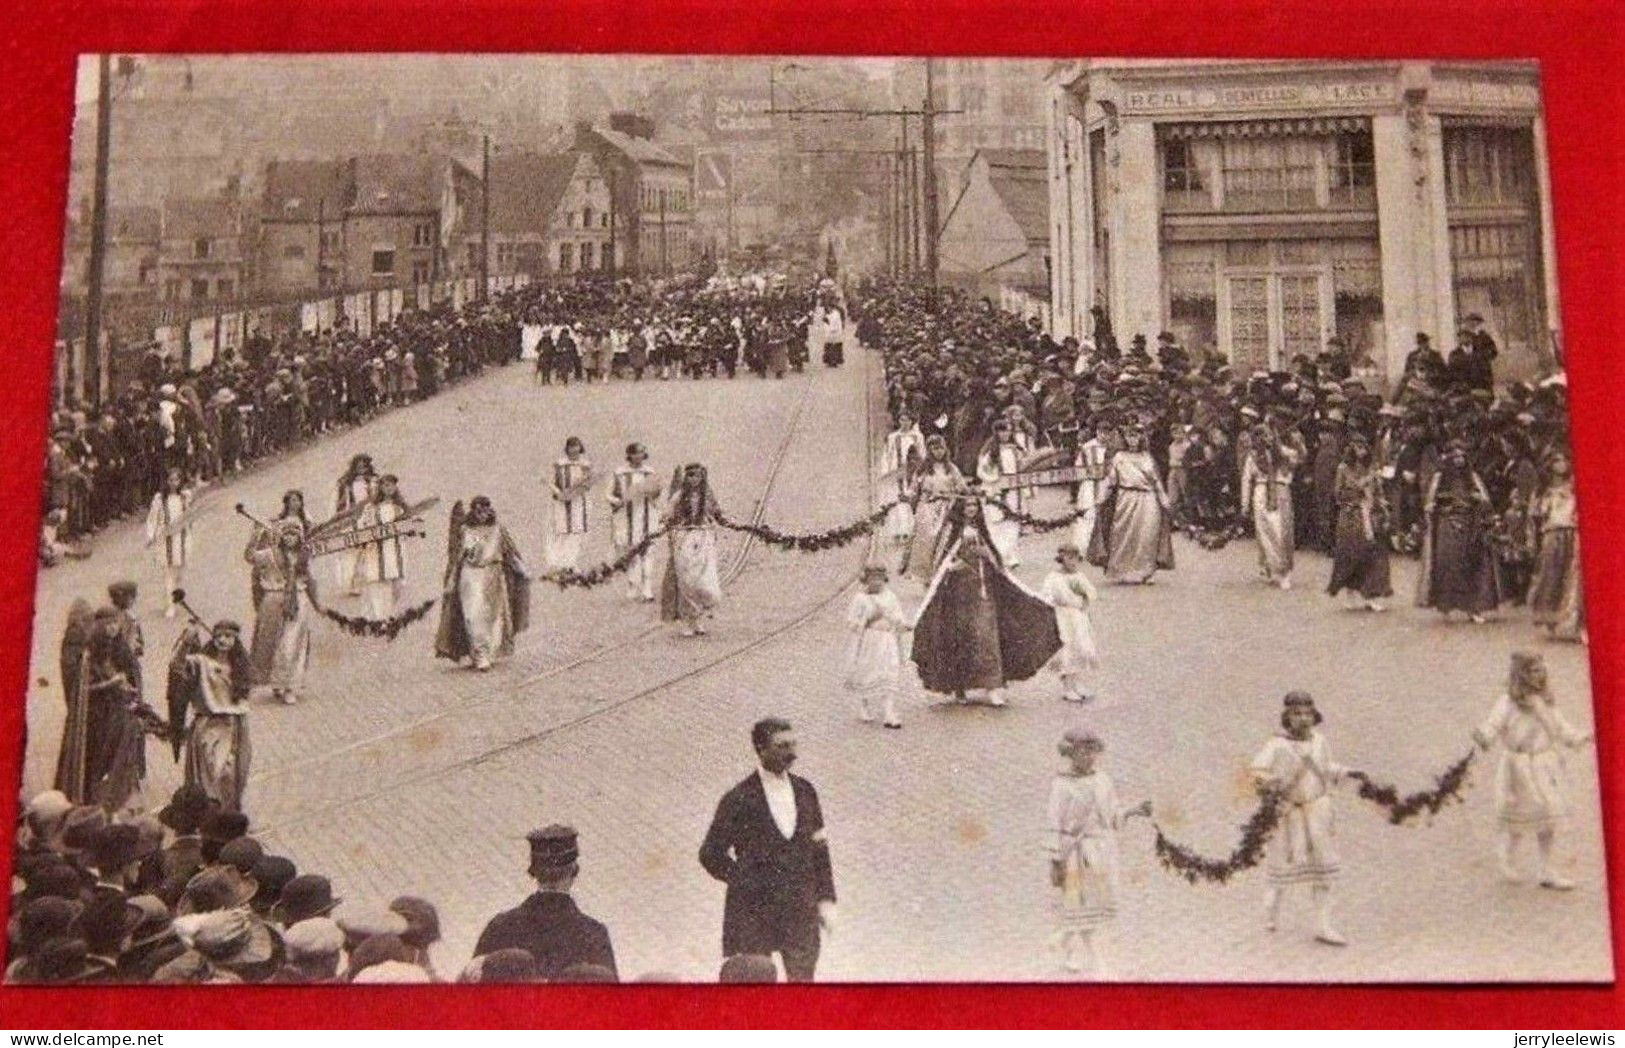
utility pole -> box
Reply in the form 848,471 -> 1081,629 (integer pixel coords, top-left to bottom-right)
83,53 -> 114,407
315,197 -> 325,292
659,187 -> 668,275
922,57 -> 940,286
479,133 -> 491,300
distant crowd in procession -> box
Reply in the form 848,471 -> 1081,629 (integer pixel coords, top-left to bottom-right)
857,277 -> 1584,642
41,272 -> 850,565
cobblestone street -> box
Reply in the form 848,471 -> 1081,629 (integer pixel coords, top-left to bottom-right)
22,348 -> 1609,983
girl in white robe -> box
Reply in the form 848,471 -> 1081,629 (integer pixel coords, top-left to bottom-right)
357,474 -> 410,620
547,437 -> 593,573
145,467 -> 194,619
1046,730 -> 1150,977
881,416 -> 926,548
1250,692 -> 1356,945
843,564 -> 909,728
1473,652 -> 1592,889
1041,544 -> 1099,703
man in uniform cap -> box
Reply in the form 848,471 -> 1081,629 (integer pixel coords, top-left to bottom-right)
473,824 -> 618,981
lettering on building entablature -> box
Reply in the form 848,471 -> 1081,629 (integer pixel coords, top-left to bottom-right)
1427,79 -> 1541,111
1123,81 -> 1397,114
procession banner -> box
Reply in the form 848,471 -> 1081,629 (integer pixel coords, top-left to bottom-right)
306,517 -> 427,558
187,316 -> 217,370
994,464 -> 1090,490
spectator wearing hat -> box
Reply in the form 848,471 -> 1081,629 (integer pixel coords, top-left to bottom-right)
389,896 -> 442,978
199,809 -> 249,865
116,895 -> 185,981
86,823 -> 143,901
5,897 -> 83,980
186,907 -> 283,983
249,855 -> 298,918
345,933 -> 415,982
460,947 -> 539,984
1460,313 -> 1499,391
154,785 -> 214,904
270,874 -> 340,928
474,825 -> 618,981
1046,729 -> 1152,976
77,892 -> 143,982
269,917 -> 345,983
216,836 -> 265,876
718,953 -> 779,983
19,936 -> 98,984
1250,693 -> 1361,946
700,719 -> 837,982
177,864 -> 258,917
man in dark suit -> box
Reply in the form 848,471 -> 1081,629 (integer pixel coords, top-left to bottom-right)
699,718 -> 837,982
474,824 -> 618,981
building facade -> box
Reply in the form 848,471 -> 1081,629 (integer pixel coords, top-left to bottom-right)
1046,60 -> 1559,383
576,115 -> 694,276
475,150 -> 620,277
938,148 -> 1050,302
157,196 -> 248,304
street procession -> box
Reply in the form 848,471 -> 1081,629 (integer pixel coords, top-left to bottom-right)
11,54 -> 1608,986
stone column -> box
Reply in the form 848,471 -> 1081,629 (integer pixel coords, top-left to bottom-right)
1108,118 -> 1163,343
1373,100 -> 1451,383
1532,114 -> 1562,365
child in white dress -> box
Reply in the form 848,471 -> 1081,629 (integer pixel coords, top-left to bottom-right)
1046,730 -> 1151,977
843,564 -> 909,729
1041,543 -> 1099,703
1474,652 -> 1593,890
1250,692 -> 1359,946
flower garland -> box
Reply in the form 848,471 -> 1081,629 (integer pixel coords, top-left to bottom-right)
997,505 -> 1084,534
1152,791 -> 1283,885
1187,516 -> 1249,551
542,527 -> 671,589
1348,750 -> 1478,825
313,597 -> 439,641
715,503 -> 899,553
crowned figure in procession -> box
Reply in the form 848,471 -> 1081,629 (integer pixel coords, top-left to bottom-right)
910,494 -> 1061,707
902,434 -> 966,584
661,463 -> 724,637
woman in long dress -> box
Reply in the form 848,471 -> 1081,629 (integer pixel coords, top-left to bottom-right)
910,498 -> 1061,707
1325,440 -> 1393,611
55,607 -> 155,812
661,463 -> 724,636
434,496 -> 531,672
1527,453 -> 1584,642
1416,440 -> 1502,622
1087,422 -> 1174,584
166,619 -> 254,813
547,437 -> 593,573
1046,730 -> 1150,976
902,434 -> 965,584
1240,419 -> 1305,589
1473,652 -> 1592,889
246,520 -> 314,704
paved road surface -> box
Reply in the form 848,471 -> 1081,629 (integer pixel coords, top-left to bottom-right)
21,349 -> 1609,982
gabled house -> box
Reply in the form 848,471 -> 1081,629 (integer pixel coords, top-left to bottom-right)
938,148 -> 1051,302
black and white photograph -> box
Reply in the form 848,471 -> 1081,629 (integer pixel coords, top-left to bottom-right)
12,53 -> 1606,985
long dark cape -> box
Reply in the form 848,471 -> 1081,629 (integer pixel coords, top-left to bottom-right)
911,546 -> 1061,694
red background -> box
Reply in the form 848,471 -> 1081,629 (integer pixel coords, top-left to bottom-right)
0,0 -> 1620,1028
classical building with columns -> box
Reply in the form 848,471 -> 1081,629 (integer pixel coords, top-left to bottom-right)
1045,60 -> 1559,383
